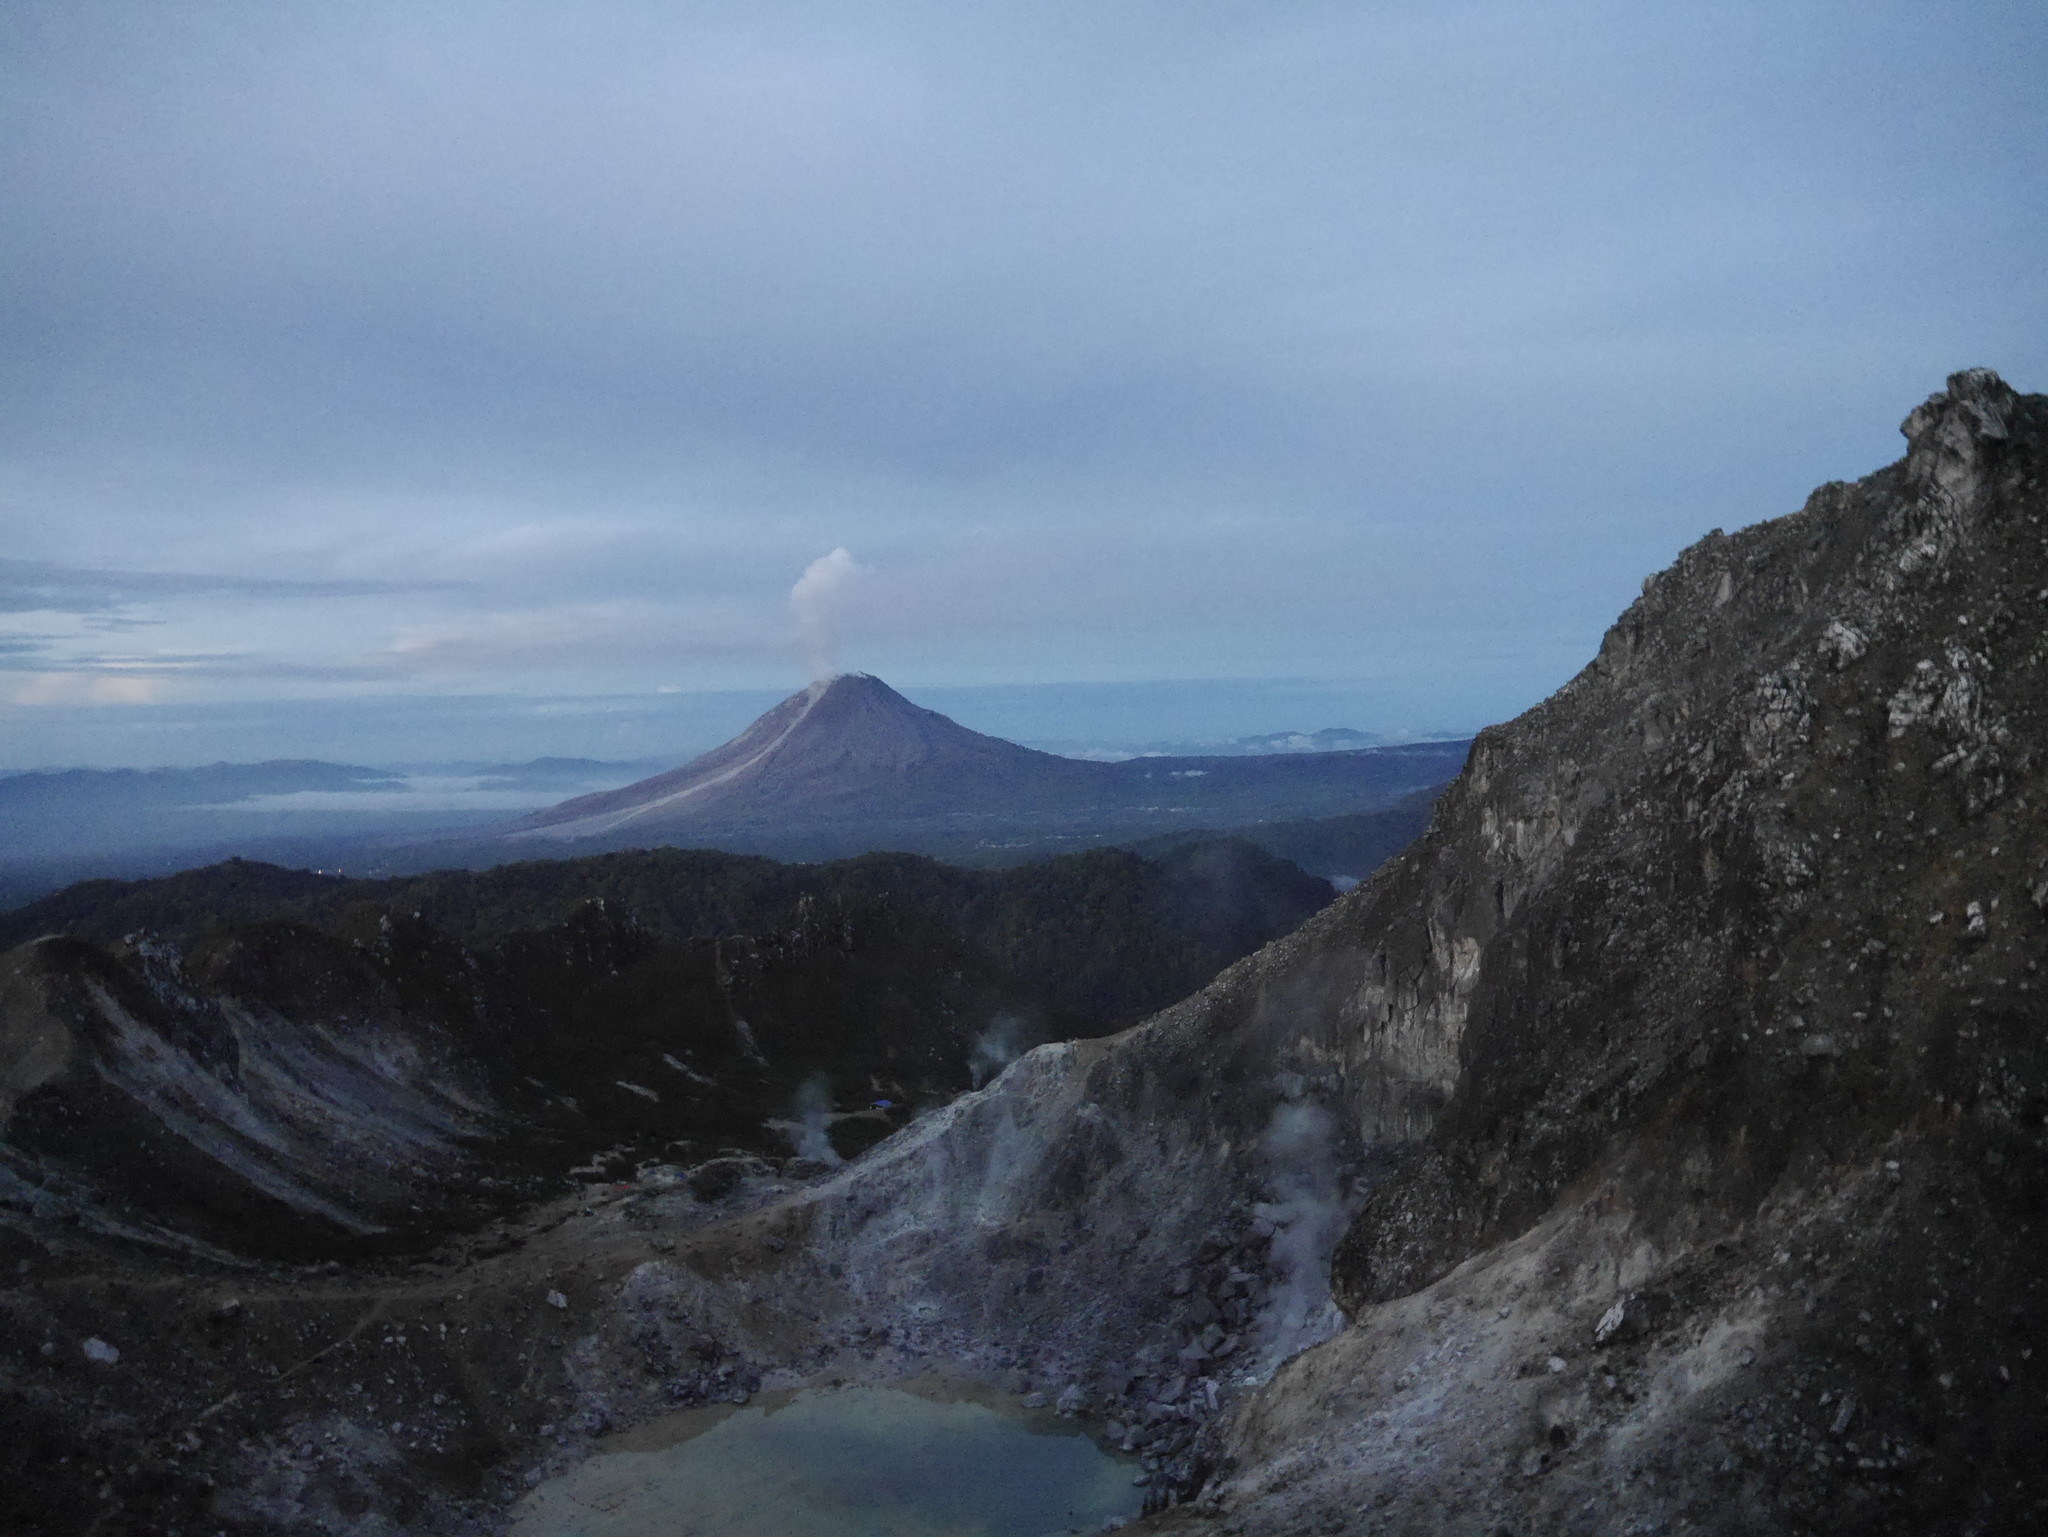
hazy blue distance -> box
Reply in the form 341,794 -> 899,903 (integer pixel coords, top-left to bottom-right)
0,677 -> 1489,773
2,1 -> 2043,769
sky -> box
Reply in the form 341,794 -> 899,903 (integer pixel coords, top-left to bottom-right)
2,0 -> 2043,769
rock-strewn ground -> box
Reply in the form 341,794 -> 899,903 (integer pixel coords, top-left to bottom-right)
3,370 -> 2043,1536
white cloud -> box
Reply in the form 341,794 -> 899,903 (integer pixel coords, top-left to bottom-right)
7,671 -> 161,706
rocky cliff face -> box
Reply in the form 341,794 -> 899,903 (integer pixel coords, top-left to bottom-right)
0,929 -> 505,1259
1332,365 -> 2042,1308
1206,367 -> 2048,1534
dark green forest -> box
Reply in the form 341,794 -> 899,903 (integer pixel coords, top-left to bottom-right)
0,835 -> 1340,1031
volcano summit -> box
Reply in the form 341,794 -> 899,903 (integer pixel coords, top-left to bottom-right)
508,673 -> 1090,840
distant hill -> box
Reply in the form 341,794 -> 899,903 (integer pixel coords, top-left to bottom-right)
1034,725 -> 1395,759
1128,785 -> 1445,883
0,837 -> 1338,1033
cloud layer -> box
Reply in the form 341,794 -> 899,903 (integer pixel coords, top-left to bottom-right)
2,1 -> 2042,760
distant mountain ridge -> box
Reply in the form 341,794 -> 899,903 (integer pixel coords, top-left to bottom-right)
1037,725 -> 1396,760
0,680 -> 1465,902
505,672 -> 1468,857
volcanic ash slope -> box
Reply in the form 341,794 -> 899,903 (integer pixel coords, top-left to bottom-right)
576,369 -> 2048,1536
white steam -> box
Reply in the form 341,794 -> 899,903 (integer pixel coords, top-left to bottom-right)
1250,1098 -> 1347,1373
787,1073 -> 843,1166
968,1012 -> 1028,1089
789,546 -> 865,682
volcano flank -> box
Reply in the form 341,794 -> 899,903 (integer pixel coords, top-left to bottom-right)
508,673 -> 1090,839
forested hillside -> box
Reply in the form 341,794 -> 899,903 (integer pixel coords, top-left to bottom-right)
0,836 -> 1337,1030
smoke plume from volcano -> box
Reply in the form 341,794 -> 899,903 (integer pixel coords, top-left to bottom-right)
790,548 -> 865,682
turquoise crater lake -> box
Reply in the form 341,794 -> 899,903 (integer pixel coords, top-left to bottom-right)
510,1381 -> 1144,1537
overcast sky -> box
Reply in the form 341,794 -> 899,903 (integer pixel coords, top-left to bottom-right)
3,0 -> 2043,767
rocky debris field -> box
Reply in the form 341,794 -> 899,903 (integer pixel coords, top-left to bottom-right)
0,1161 -> 793,1533
4,370 -> 2047,1536
0,897 -> 1033,1262
0,1139 -> 1306,1533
